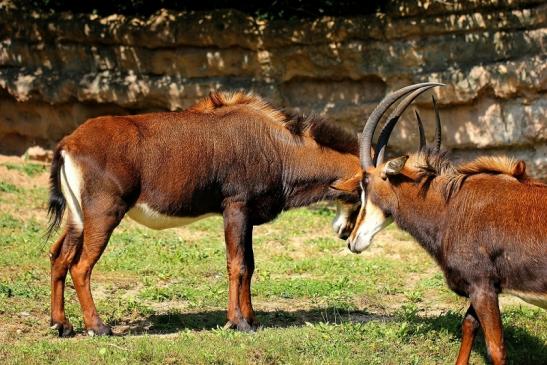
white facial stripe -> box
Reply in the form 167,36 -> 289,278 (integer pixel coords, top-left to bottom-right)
359,200 -> 390,237
349,197 -> 392,253
333,202 -> 353,235
60,151 -> 84,231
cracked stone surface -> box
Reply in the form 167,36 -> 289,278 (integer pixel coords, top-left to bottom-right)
0,0 -> 545,178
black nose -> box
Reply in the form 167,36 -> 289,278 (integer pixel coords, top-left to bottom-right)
347,242 -> 351,249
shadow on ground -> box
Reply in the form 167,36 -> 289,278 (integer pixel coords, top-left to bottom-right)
113,308 -> 546,364
115,308 -> 390,334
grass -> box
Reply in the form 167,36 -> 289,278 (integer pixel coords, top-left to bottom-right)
2,162 -> 48,177
0,159 -> 546,364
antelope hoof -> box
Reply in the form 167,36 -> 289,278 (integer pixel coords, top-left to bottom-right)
224,319 -> 257,332
87,323 -> 113,337
50,320 -> 75,337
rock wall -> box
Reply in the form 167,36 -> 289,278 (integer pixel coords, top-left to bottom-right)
0,0 -> 545,177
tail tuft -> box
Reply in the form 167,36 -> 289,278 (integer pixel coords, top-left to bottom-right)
46,149 -> 66,241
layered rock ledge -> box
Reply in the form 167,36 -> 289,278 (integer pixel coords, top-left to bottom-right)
0,0 -> 545,178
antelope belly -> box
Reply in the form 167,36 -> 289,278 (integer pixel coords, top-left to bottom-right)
127,203 -> 215,230
504,289 -> 547,309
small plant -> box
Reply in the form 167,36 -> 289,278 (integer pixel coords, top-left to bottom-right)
0,283 -> 13,298
404,289 -> 423,303
0,182 -> 19,193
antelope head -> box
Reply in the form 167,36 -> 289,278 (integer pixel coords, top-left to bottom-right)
347,82 -> 444,253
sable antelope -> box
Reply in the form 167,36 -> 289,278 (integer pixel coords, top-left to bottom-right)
347,84 -> 547,365
46,89 -> 384,336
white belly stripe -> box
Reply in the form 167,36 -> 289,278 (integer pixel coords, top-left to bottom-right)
503,289 -> 547,309
127,203 -> 215,230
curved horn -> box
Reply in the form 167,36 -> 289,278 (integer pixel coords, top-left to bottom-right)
432,96 -> 442,153
360,82 -> 444,169
374,85 -> 437,165
414,110 -> 426,151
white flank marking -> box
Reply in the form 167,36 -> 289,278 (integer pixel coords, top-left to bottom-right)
127,203 -> 215,230
60,151 -> 84,231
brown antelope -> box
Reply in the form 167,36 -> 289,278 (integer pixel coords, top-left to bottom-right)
346,84 -> 547,365
47,87 -> 441,337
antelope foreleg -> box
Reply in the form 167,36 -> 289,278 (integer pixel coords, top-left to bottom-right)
223,201 -> 256,331
470,287 -> 506,365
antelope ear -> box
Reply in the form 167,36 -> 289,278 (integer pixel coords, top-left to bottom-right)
331,172 -> 361,192
382,156 -> 409,177
513,160 -> 526,178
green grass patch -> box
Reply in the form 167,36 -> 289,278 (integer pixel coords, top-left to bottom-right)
1,176 -> 546,364
2,162 -> 47,177
0,181 -> 20,193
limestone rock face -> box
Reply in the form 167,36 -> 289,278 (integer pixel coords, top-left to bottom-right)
0,0 -> 545,178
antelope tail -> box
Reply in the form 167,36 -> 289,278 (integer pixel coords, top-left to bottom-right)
46,148 -> 66,241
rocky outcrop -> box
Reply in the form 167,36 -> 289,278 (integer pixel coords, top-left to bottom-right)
0,1 -> 545,178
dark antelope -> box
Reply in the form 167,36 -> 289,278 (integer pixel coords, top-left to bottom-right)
347,84 -> 547,365
47,90 -> 376,336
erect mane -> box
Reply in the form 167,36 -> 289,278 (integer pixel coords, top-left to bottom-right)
188,91 -> 286,124
188,91 -> 359,155
282,112 -> 359,155
457,156 -> 527,178
412,149 -> 536,201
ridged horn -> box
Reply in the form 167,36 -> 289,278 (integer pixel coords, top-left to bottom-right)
360,82 -> 444,169
415,110 -> 426,151
432,96 -> 442,153
374,85 -> 438,166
